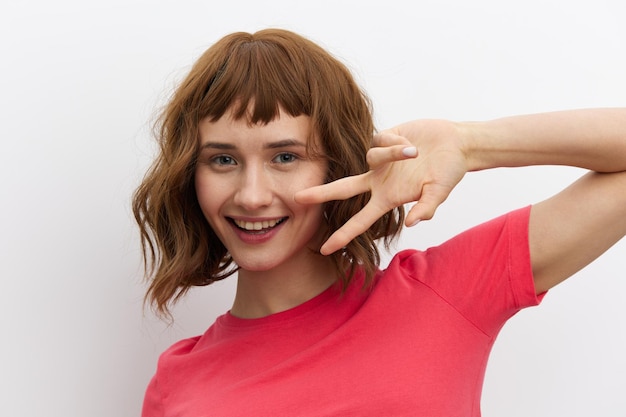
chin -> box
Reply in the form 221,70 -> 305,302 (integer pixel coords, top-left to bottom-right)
233,258 -> 283,273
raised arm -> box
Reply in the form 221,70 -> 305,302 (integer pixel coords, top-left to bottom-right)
461,108 -> 626,292
295,108 -> 626,292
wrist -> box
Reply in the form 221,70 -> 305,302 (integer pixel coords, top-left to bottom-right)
456,121 -> 492,172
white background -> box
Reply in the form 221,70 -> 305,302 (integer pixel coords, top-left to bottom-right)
1,0 -> 624,416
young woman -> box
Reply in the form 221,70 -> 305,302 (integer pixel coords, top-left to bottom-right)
134,28 -> 626,416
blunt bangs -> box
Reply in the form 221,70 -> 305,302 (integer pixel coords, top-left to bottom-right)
197,32 -> 315,125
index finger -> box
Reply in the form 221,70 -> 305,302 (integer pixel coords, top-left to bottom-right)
294,173 -> 369,205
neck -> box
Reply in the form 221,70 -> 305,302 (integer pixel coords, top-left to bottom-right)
230,254 -> 337,319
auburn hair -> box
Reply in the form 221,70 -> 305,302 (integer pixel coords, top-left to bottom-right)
133,29 -> 404,318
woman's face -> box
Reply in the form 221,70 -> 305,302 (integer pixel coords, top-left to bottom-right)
195,107 -> 328,273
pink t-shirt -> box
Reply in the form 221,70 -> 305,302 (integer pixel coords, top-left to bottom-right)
143,207 -> 542,416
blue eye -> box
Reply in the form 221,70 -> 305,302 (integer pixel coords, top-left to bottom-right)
212,155 -> 236,165
273,153 -> 297,164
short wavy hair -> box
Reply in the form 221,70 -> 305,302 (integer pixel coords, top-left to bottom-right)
133,29 -> 404,318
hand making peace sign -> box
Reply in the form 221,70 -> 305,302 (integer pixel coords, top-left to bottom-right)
295,119 -> 470,255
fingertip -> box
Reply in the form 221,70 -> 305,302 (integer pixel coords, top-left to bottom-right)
407,201 -> 436,224
402,146 -> 418,158
406,218 -> 421,227
320,233 -> 346,256
293,189 -> 314,204
319,244 -> 334,256
405,204 -> 426,227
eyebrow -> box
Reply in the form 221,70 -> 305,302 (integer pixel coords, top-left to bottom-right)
199,139 -> 307,151
265,139 -> 306,149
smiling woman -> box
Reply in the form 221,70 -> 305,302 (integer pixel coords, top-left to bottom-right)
132,29 -> 404,319
133,28 -> 626,417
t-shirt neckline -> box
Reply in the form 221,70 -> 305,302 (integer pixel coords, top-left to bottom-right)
219,280 -> 342,329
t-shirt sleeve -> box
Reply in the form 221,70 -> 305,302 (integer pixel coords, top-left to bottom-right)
397,206 -> 542,336
141,374 -> 165,417
141,336 -> 201,416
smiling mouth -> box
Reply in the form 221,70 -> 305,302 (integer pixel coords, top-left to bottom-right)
230,217 -> 287,233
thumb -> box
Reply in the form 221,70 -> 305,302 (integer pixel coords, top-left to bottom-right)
404,184 -> 451,226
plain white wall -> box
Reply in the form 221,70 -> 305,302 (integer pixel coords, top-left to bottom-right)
1,0 -> 624,416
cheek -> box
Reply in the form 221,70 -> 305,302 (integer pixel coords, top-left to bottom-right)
294,173 -> 327,222
280,174 -> 325,209
194,174 -> 225,218
286,162 -> 327,191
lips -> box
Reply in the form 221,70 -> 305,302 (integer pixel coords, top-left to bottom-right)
231,217 -> 287,233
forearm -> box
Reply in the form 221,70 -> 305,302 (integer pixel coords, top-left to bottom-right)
461,108 -> 626,173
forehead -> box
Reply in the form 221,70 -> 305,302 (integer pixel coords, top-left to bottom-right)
198,106 -> 317,148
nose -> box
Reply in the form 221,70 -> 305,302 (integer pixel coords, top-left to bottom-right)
233,164 -> 274,211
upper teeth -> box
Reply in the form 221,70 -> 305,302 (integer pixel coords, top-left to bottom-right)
234,218 -> 282,231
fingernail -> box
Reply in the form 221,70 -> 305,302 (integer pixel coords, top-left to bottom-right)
402,146 -> 417,157
408,219 -> 421,227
